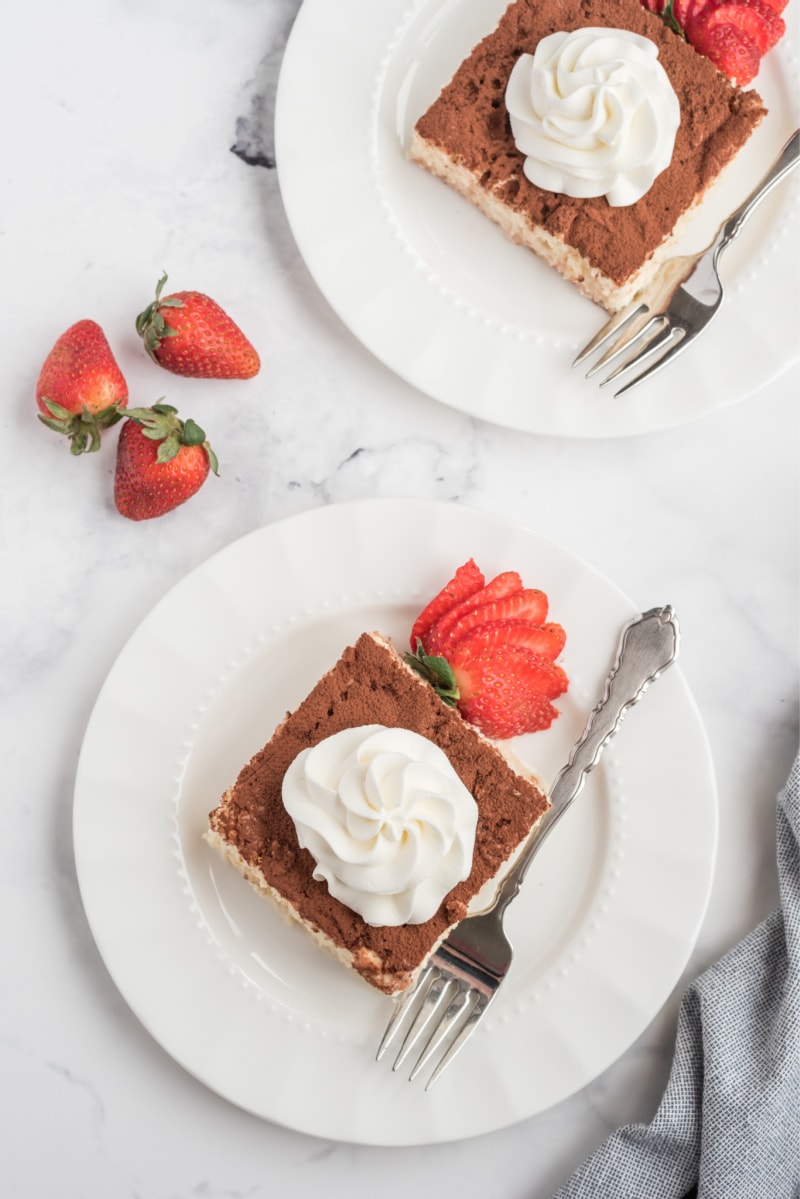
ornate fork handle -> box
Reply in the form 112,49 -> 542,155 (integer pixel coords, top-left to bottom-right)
491,606 -> 680,917
714,129 -> 800,265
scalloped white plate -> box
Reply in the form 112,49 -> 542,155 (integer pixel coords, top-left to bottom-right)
275,0 -> 799,437
73,499 -> 717,1144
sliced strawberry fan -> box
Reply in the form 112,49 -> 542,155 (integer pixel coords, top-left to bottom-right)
409,558 -> 485,648
641,0 -> 786,86
406,559 -> 569,740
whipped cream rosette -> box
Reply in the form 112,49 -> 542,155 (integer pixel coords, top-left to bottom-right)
505,27 -> 680,206
282,725 -> 478,926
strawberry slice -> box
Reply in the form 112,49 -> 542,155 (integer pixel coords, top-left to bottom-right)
424,571 -> 525,652
409,559 -> 485,649
453,618 -> 567,661
733,0 -> 784,46
461,690 -> 559,739
686,17 -> 762,82
688,0 -> 784,53
430,587 -> 549,655
450,644 -> 568,703
674,0 -> 710,25
453,643 -> 567,738
738,0 -> 786,38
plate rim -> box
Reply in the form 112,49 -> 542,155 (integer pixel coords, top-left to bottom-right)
72,497 -> 718,1144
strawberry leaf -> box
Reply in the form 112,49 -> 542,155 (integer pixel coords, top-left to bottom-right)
181,418 -> 207,447
204,443 -> 220,476
404,640 -> 460,707
40,397 -> 74,421
658,0 -> 686,34
38,415 -> 70,433
156,433 -> 182,464
136,273 -> 182,356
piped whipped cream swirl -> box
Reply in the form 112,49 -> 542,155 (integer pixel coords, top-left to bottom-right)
505,28 -> 680,207
282,725 -> 478,926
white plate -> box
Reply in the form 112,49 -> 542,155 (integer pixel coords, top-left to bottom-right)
275,0 -> 799,438
73,499 -> 717,1144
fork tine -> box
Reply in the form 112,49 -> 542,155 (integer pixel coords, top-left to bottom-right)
411,988 -> 483,1089
571,298 -> 650,367
584,312 -> 667,379
407,984 -> 474,1081
375,964 -> 437,1061
611,330 -> 695,398
391,972 -> 457,1073
599,322 -> 684,388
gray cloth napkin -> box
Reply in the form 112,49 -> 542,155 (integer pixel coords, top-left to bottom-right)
552,753 -> 800,1199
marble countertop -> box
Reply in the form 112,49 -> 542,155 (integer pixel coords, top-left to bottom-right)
3,1 -> 798,1195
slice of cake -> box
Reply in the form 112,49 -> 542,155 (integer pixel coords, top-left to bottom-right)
205,632 -> 550,995
409,0 -> 767,311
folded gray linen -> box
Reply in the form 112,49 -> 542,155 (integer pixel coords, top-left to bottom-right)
552,753 -> 799,1199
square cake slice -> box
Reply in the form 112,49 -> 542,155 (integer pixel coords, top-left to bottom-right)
410,0 -> 766,311
206,632 -> 550,995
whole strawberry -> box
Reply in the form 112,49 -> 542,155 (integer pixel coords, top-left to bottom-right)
36,319 -> 128,454
406,560 -> 569,739
114,403 -> 219,521
135,273 -> 260,379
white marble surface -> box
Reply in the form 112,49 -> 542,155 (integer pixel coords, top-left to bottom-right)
2,1 -> 798,1195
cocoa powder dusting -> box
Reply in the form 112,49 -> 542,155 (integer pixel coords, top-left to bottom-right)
414,0 -> 766,283
208,633 -> 549,992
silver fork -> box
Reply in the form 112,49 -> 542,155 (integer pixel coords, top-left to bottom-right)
376,605 -> 680,1089
573,129 -> 800,397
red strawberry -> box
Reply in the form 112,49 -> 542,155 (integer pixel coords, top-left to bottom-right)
410,559 -> 485,648
456,642 -> 568,737
671,0 -> 690,23
735,0 -> 786,43
430,589 -> 551,655
687,0 -> 784,54
687,18 -> 761,82
406,562 -> 569,739
674,0 -> 710,26
36,319 -> 128,454
114,403 -> 219,521
406,637 -> 566,738
454,618 -> 567,661
425,572 -> 528,653
136,273 -> 260,379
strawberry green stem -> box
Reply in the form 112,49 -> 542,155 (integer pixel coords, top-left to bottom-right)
404,640 -> 460,707
124,402 -> 219,474
38,398 -> 124,455
135,272 -> 184,362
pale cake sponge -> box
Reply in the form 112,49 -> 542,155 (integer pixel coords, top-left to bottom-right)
205,632 -> 550,995
409,0 -> 766,312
